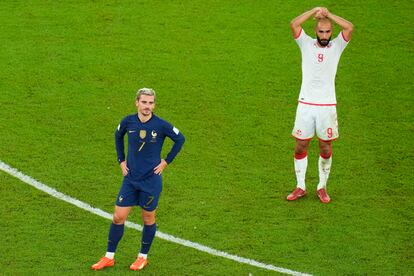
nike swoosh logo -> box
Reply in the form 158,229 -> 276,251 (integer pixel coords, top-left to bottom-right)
129,130 -> 136,133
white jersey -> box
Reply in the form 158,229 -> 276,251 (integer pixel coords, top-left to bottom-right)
295,28 -> 349,105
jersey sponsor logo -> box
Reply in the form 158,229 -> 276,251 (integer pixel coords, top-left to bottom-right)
173,127 -> 179,135
128,130 -> 136,133
139,130 -> 147,139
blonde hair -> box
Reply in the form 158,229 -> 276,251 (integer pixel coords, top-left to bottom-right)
136,88 -> 156,101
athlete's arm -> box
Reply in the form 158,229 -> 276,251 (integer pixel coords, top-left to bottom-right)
153,125 -> 185,175
325,10 -> 353,41
163,124 -> 185,165
115,118 -> 128,175
290,7 -> 322,38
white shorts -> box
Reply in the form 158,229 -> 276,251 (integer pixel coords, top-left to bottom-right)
292,103 -> 339,141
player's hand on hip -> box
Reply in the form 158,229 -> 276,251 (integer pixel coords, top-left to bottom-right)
154,159 -> 168,175
120,161 -> 129,176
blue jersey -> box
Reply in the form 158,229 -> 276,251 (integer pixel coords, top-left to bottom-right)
115,113 -> 185,180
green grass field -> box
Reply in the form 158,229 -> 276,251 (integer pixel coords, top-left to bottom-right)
0,0 -> 412,275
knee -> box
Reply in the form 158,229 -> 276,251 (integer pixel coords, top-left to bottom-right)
112,213 -> 127,224
295,146 -> 306,155
295,141 -> 309,154
142,212 -> 156,225
319,143 -> 332,158
320,148 -> 332,158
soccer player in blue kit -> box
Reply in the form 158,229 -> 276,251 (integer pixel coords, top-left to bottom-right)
91,88 -> 185,271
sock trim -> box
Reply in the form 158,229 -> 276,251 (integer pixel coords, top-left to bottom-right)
295,151 -> 307,160
138,253 -> 148,259
320,152 -> 332,159
105,252 -> 115,259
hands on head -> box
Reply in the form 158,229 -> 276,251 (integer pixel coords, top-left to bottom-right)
314,7 -> 329,20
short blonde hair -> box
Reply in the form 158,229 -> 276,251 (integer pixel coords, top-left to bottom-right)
136,88 -> 156,101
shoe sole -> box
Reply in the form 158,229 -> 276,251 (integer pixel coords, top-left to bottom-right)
91,264 -> 114,271
318,198 -> 330,203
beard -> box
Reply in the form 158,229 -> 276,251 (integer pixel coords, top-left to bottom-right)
317,35 -> 331,47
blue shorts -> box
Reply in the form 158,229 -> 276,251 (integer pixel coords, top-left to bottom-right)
115,174 -> 162,211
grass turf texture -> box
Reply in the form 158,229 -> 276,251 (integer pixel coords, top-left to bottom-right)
0,0 -> 412,275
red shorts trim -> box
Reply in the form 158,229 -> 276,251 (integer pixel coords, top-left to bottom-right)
299,101 -> 336,106
291,134 -> 313,141
318,138 -> 337,142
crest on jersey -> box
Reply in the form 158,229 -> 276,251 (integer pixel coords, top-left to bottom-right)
139,130 -> 147,139
151,130 -> 157,143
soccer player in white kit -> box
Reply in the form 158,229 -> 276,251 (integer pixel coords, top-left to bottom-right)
287,7 -> 353,203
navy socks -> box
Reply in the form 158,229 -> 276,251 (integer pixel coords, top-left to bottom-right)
140,223 -> 156,254
106,222 -> 156,256
107,223 -> 125,253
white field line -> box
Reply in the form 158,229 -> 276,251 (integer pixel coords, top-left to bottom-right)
0,160 -> 312,276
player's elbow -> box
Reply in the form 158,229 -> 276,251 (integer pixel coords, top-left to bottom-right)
179,135 -> 186,145
290,20 -> 301,36
114,130 -> 122,139
346,22 -> 354,32
114,133 -> 124,147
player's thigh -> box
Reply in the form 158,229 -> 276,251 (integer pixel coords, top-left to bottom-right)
315,106 -> 339,140
292,104 -> 316,139
138,175 -> 162,212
